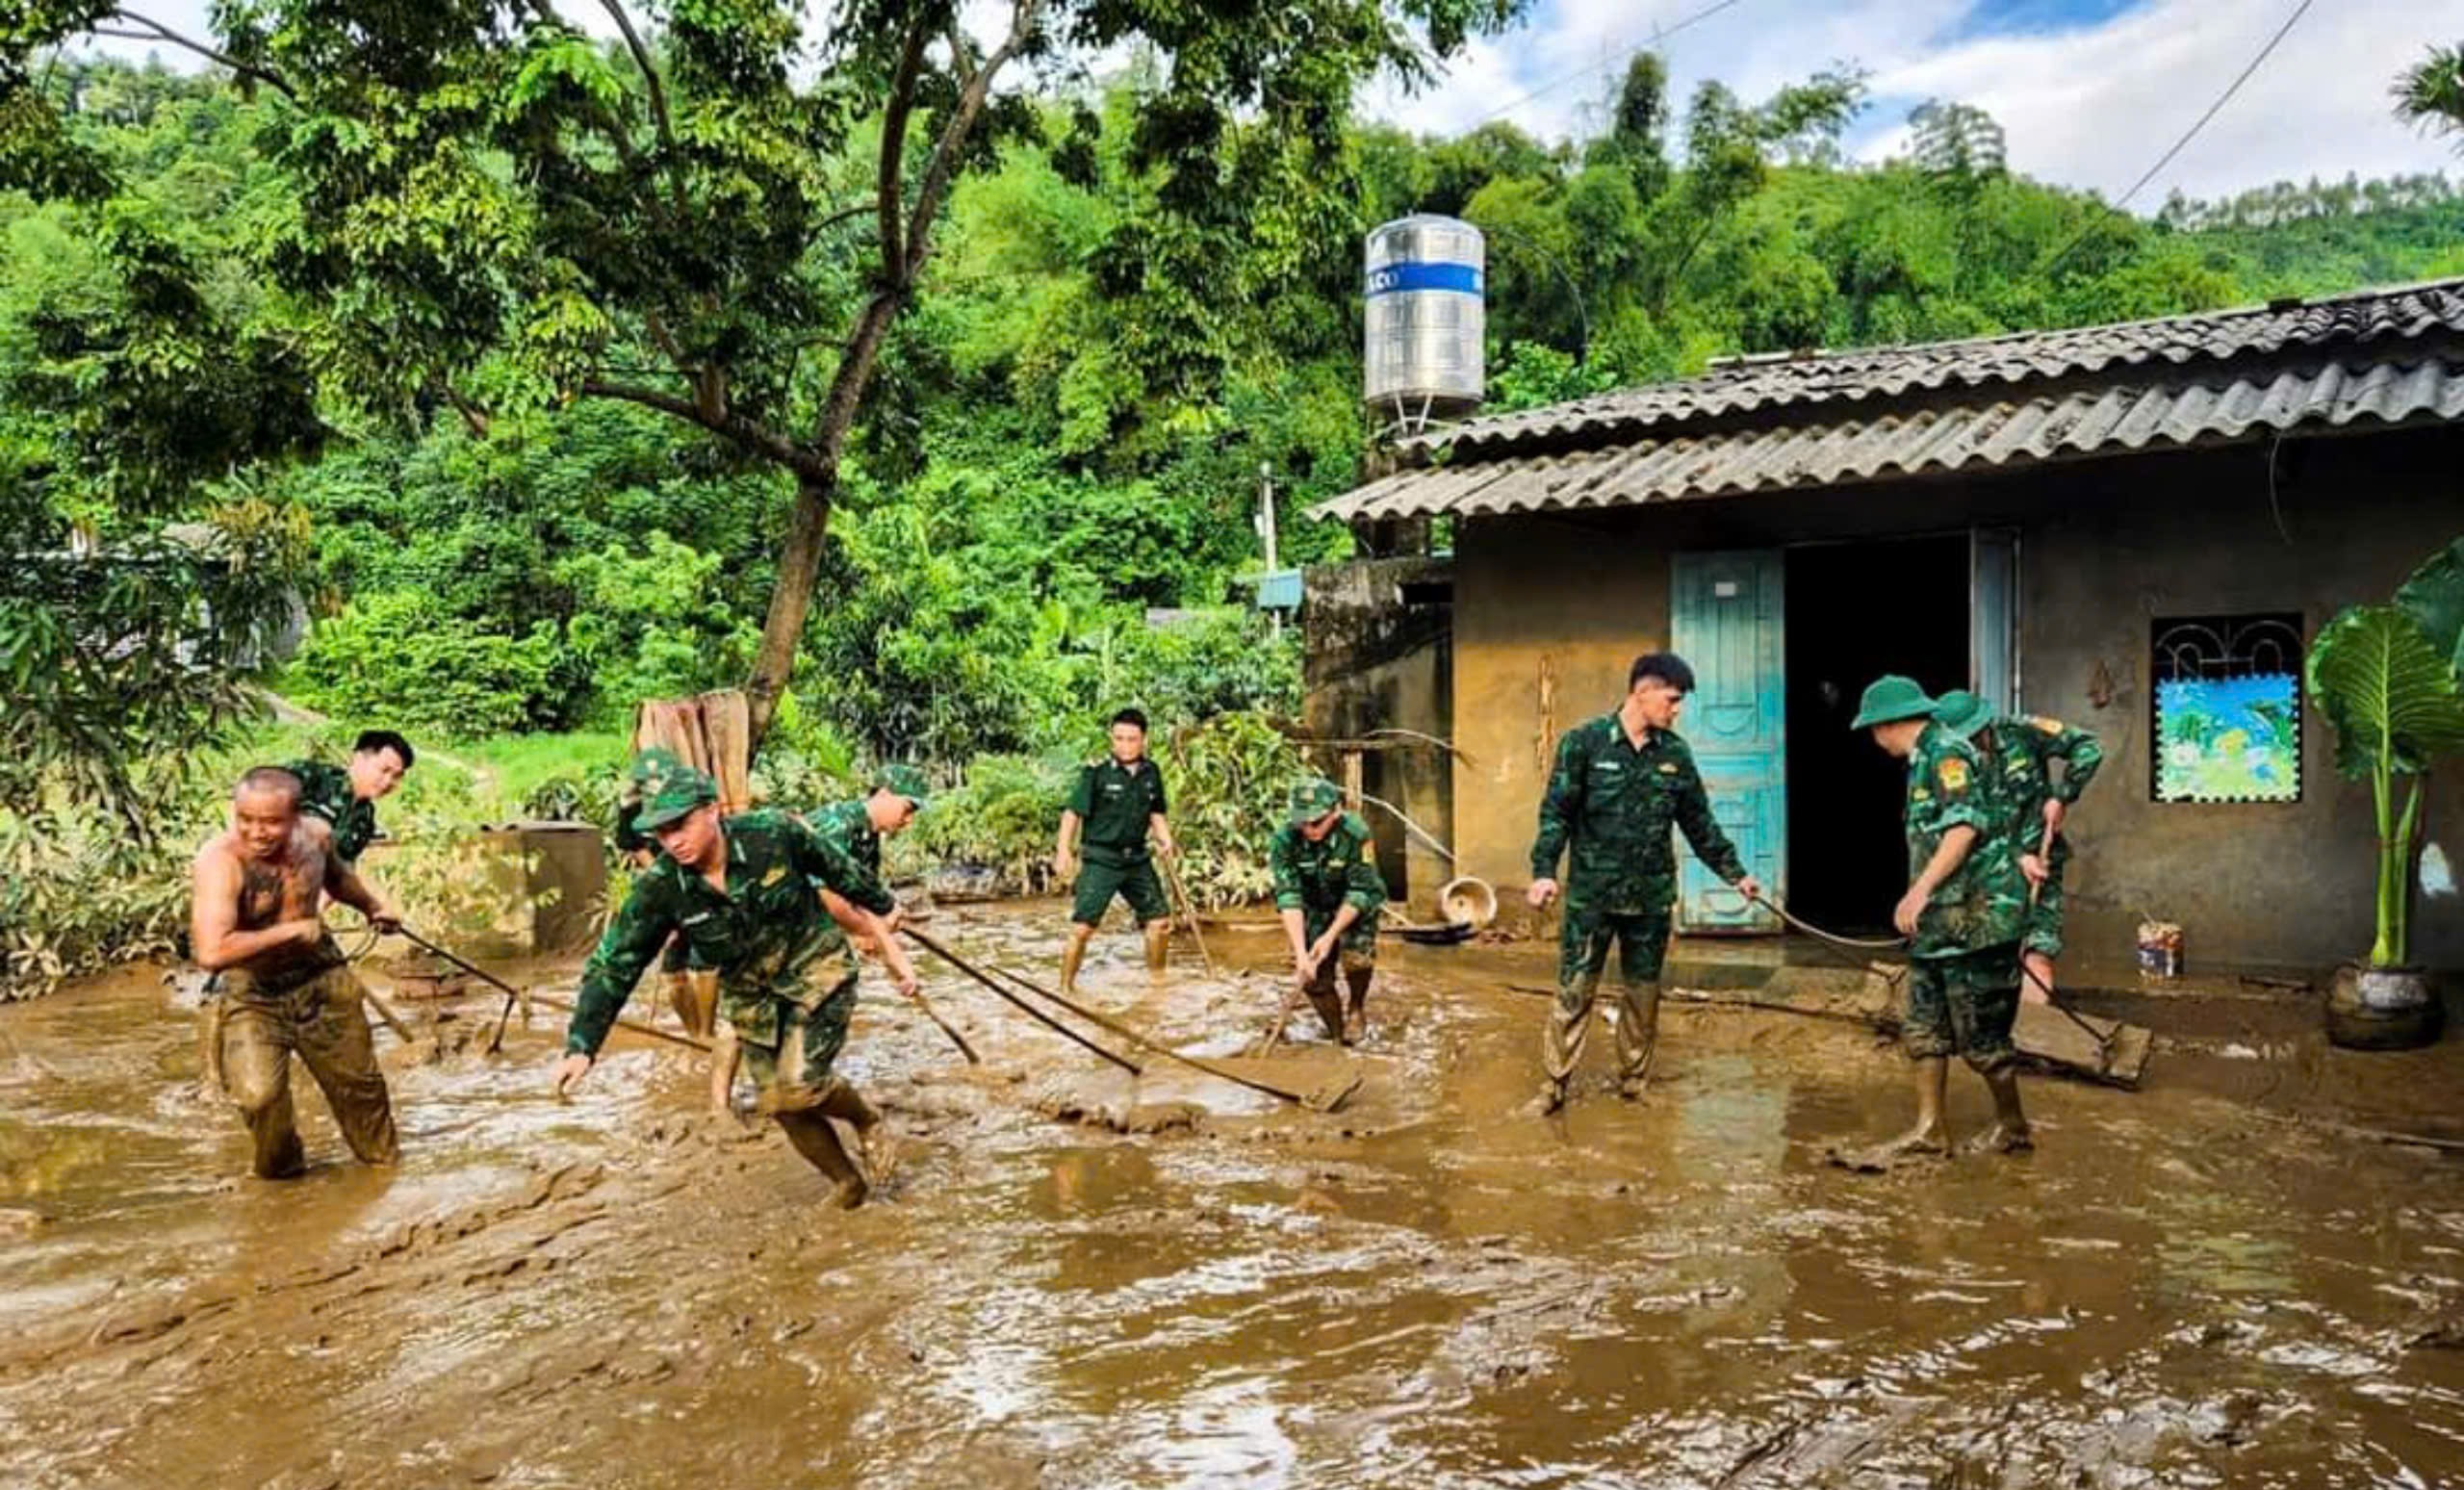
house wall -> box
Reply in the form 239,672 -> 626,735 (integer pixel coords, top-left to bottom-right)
1443,424 -> 2464,972
1301,556 -> 1454,911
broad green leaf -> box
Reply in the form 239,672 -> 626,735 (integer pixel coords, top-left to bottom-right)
2393,535 -> 2464,679
2307,604 -> 2464,780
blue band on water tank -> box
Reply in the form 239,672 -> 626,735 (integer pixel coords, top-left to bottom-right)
1365,262 -> 1482,297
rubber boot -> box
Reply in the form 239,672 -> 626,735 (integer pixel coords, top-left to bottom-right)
774,1111 -> 868,1209
1304,975 -> 1347,1042
1535,971 -> 1602,1113
1059,937 -> 1088,996
1144,920 -> 1171,976
1614,979 -> 1662,1100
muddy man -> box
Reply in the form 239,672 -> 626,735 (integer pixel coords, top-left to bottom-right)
190,766 -> 404,1179
1527,654 -> 1761,1113
553,758 -> 921,1209
1053,707 -> 1179,993
1850,675 -> 2034,1164
1270,778 -> 1388,1044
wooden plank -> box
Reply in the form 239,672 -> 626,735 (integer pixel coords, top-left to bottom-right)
2014,1001 -> 2151,1089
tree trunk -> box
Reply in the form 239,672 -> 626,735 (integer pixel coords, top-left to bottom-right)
743,466 -> 836,748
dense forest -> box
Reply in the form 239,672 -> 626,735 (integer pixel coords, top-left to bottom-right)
3,34 -> 2459,991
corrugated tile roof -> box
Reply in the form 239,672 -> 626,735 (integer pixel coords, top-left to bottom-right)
1323,357 -> 2464,523
1320,279 -> 2464,523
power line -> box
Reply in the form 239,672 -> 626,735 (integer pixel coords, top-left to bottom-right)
1460,0 -> 1754,133
2038,0 -> 2316,279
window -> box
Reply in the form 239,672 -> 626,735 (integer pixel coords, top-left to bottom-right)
2150,613 -> 2303,803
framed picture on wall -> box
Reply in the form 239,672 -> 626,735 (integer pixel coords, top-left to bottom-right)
2150,613 -> 2303,804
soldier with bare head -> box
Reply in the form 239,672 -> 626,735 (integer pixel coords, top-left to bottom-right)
191,765 -> 404,1179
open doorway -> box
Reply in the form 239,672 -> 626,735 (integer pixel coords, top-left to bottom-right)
1784,535 -> 1972,935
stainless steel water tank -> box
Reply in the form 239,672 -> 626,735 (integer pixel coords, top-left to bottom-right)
1363,215 -> 1484,421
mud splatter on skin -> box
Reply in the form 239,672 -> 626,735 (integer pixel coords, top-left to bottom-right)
5,905 -> 2464,1488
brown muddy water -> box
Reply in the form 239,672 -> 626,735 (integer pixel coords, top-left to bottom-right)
6,903 -> 2464,1488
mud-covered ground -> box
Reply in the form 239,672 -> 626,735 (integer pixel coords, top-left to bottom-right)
6,903 -> 2464,1489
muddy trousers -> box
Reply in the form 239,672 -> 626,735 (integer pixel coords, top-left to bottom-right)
1543,907 -> 1671,1103
213,963 -> 399,1179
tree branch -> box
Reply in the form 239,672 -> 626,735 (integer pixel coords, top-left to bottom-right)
875,13 -> 933,281
101,13 -> 296,99
578,378 -> 812,475
904,0 -> 1041,281
594,0 -> 687,218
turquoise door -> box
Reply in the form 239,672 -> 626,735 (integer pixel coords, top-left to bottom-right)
1670,551 -> 1784,933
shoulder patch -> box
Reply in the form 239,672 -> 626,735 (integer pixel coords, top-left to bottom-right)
1656,761 -> 1680,774
2030,716 -> 2065,735
1937,757 -> 1971,792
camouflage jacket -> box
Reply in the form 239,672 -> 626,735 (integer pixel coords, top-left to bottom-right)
1904,722 -> 2028,958
1270,811 -> 1387,921
565,809 -> 894,1055
286,759 -> 378,862
1980,713 -> 2103,852
1530,713 -> 1746,914
805,798 -> 882,880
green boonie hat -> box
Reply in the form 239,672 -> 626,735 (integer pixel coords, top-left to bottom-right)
632,756 -> 718,832
1932,689 -> 1995,738
1288,777 -> 1344,824
874,762 -> 931,810
628,747 -> 689,788
1849,675 -> 1938,731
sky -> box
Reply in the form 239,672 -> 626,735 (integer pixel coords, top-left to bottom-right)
1359,0 -> 2461,203
78,0 -> 2463,208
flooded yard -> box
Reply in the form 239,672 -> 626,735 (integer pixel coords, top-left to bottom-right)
5,904 -> 2464,1488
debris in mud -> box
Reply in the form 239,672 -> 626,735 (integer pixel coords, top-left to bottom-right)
0,1207 -> 46,1235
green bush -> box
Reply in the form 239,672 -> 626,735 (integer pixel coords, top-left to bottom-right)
284,591 -> 573,738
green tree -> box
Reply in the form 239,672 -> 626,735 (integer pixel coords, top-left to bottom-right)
2394,41 -> 2464,148
2,0 -> 1526,752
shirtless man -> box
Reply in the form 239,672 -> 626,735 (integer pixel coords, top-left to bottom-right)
192,766 -> 403,1179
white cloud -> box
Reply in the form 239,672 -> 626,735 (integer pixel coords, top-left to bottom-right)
1364,0 -> 2461,203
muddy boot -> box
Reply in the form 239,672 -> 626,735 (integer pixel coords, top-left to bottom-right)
1970,1065 -> 2034,1155
1344,968 -> 1373,1044
1613,979 -> 1662,1100
816,1076 -> 888,1185
1143,920 -> 1171,976
1059,937 -> 1089,996
774,1111 -> 868,1210
1527,973 -> 1600,1116
1304,977 -> 1347,1043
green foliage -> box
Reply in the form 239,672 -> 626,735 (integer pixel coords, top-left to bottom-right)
2394,41 -> 2464,149
901,752 -> 1074,894
285,591 -> 569,739
1157,711 -> 1309,909
2306,539 -> 2464,966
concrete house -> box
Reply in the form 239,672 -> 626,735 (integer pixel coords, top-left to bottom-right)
1311,279 -> 2464,975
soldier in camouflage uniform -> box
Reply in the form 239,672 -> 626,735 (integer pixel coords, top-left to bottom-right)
1527,654 -> 1762,1114
1269,778 -> 1388,1045
553,757 -> 921,1209
1851,676 -> 2034,1163
1053,708 -> 1179,993
807,763 -> 931,946
613,749 -> 719,1040
1934,690 -> 2102,1005
284,729 -> 415,863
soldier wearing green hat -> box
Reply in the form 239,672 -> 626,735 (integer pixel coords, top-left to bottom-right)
613,748 -> 719,1040
1933,690 -> 2102,1006
1851,675 -> 2034,1162
808,763 -> 932,941
555,755 -> 921,1209
1268,777 -> 1389,1044
1527,653 -> 1762,1114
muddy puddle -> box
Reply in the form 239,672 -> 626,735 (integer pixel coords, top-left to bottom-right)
6,903 -> 2464,1488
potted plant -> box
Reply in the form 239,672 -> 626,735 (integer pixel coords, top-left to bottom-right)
2306,538 -> 2464,1048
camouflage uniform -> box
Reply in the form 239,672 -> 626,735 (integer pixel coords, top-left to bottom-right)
216,938 -> 398,1178
285,759 -> 379,862
1901,721 -> 2030,1072
1067,757 -> 1170,927
1269,803 -> 1387,1039
613,751 -> 699,983
566,808 -> 896,1104
807,798 -> 882,881
1530,712 -> 1747,1094
1977,714 -> 2101,959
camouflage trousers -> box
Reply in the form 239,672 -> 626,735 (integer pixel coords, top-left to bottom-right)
1297,907 -> 1377,1040
736,979 -> 860,1112
1903,943 -> 2022,1072
1545,904 -> 1670,1092
211,957 -> 398,1178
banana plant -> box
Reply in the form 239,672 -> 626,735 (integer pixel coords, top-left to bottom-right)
2307,538 -> 2464,967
